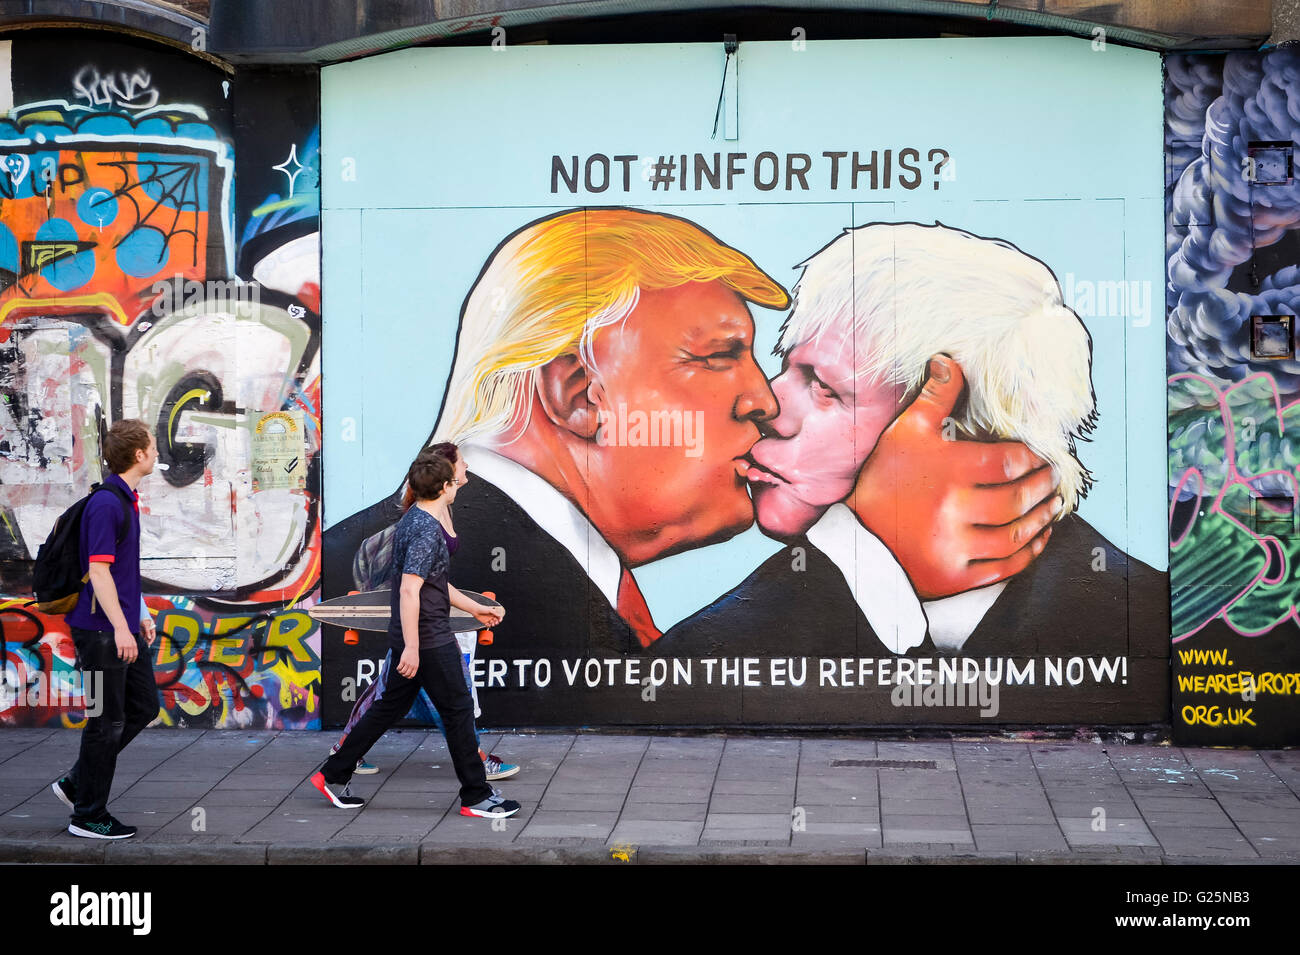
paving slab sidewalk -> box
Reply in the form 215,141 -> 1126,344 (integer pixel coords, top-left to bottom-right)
0,729 -> 1297,864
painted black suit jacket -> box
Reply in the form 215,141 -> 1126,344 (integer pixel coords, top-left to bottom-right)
323,475 -> 642,725
648,513 -> 1170,724
654,512 -> 1168,661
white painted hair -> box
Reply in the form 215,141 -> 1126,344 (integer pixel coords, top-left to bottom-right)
778,222 -> 1096,512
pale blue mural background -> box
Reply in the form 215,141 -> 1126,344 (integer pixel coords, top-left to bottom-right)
321,36 -> 1165,628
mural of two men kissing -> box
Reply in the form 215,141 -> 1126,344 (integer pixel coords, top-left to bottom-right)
323,207 -> 1167,727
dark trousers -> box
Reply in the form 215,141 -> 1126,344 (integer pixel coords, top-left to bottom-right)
321,641 -> 491,806
67,627 -> 160,821
334,650 -> 480,750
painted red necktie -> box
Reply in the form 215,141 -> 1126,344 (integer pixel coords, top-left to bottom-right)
617,566 -> 662,648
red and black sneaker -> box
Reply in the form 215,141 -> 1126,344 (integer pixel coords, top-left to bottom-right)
311,771 -> 365,809
460,789 -> 521,819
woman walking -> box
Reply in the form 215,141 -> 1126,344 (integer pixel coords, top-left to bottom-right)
311,447 -> 519,818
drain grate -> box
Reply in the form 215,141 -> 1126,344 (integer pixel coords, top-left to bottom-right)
831,758 -> 938,769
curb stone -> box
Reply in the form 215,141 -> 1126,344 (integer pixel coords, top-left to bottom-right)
867,849 -> 1016,864
268,844 -> 418,865
420,844 -> 640,864
1015,851 -> 1162,865
642,845 -> 866,865
105,843 -> 269,865
0,838 -> 106,864
1163,854 -> 1300,866
1,837 -> 1295,865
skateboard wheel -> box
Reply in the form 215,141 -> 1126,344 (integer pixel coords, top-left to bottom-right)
344,629 -> 360,645
478,630 -> 494,646
482,591 -> 496,601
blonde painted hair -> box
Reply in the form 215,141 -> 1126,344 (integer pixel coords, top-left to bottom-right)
432,208 -> 790,445
779,222 -> 1097,512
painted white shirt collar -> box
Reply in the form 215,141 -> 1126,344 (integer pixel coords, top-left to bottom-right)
805,502 -> 1008,654
460,444 -> 623,609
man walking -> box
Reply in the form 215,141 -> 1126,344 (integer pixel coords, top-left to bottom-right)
51,419 -> 160,839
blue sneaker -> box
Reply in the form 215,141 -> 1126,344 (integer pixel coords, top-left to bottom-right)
483,753 -> 519,781
328,743 -> 378,775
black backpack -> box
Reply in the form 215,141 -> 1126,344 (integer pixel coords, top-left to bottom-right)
29,483 -> 134,614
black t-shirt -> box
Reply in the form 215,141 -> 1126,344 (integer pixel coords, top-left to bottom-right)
387,506 -> 454,651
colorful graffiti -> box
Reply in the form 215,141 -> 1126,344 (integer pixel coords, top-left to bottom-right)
0,40 -> 323,728
0,603 -> 82,727
1,599 -> 318,729
1166,48 -> 1300,745
1170,372 -> 1300,638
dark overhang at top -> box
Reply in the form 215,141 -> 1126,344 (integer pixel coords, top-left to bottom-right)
0,0 -> 1277,63
206,0 -> 1271,63
0,0 -> 210,51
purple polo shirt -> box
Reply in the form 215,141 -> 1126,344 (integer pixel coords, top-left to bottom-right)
65,473 -> 142,634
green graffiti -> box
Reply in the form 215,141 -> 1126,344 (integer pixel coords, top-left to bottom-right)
1170,489 -> 1266,637
1169,374 -> 1300,638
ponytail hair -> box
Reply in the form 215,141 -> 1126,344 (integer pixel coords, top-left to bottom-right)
401,443 -> 460,511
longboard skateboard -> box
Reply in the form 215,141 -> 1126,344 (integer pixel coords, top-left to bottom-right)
309,588 -> 502,633
311,588 -> 500,720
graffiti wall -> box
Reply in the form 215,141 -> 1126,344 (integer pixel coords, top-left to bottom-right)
0,33 -> 323,729
320,37 -> 1169,728
1167,49 -> 1300,746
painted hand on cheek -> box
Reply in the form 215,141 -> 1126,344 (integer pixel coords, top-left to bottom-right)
849,354 -> 1063,599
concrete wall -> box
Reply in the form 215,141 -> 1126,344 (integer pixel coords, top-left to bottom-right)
320,36 -> 1169,728
1167,48 -> 1300,747
0,31 -> 323,729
